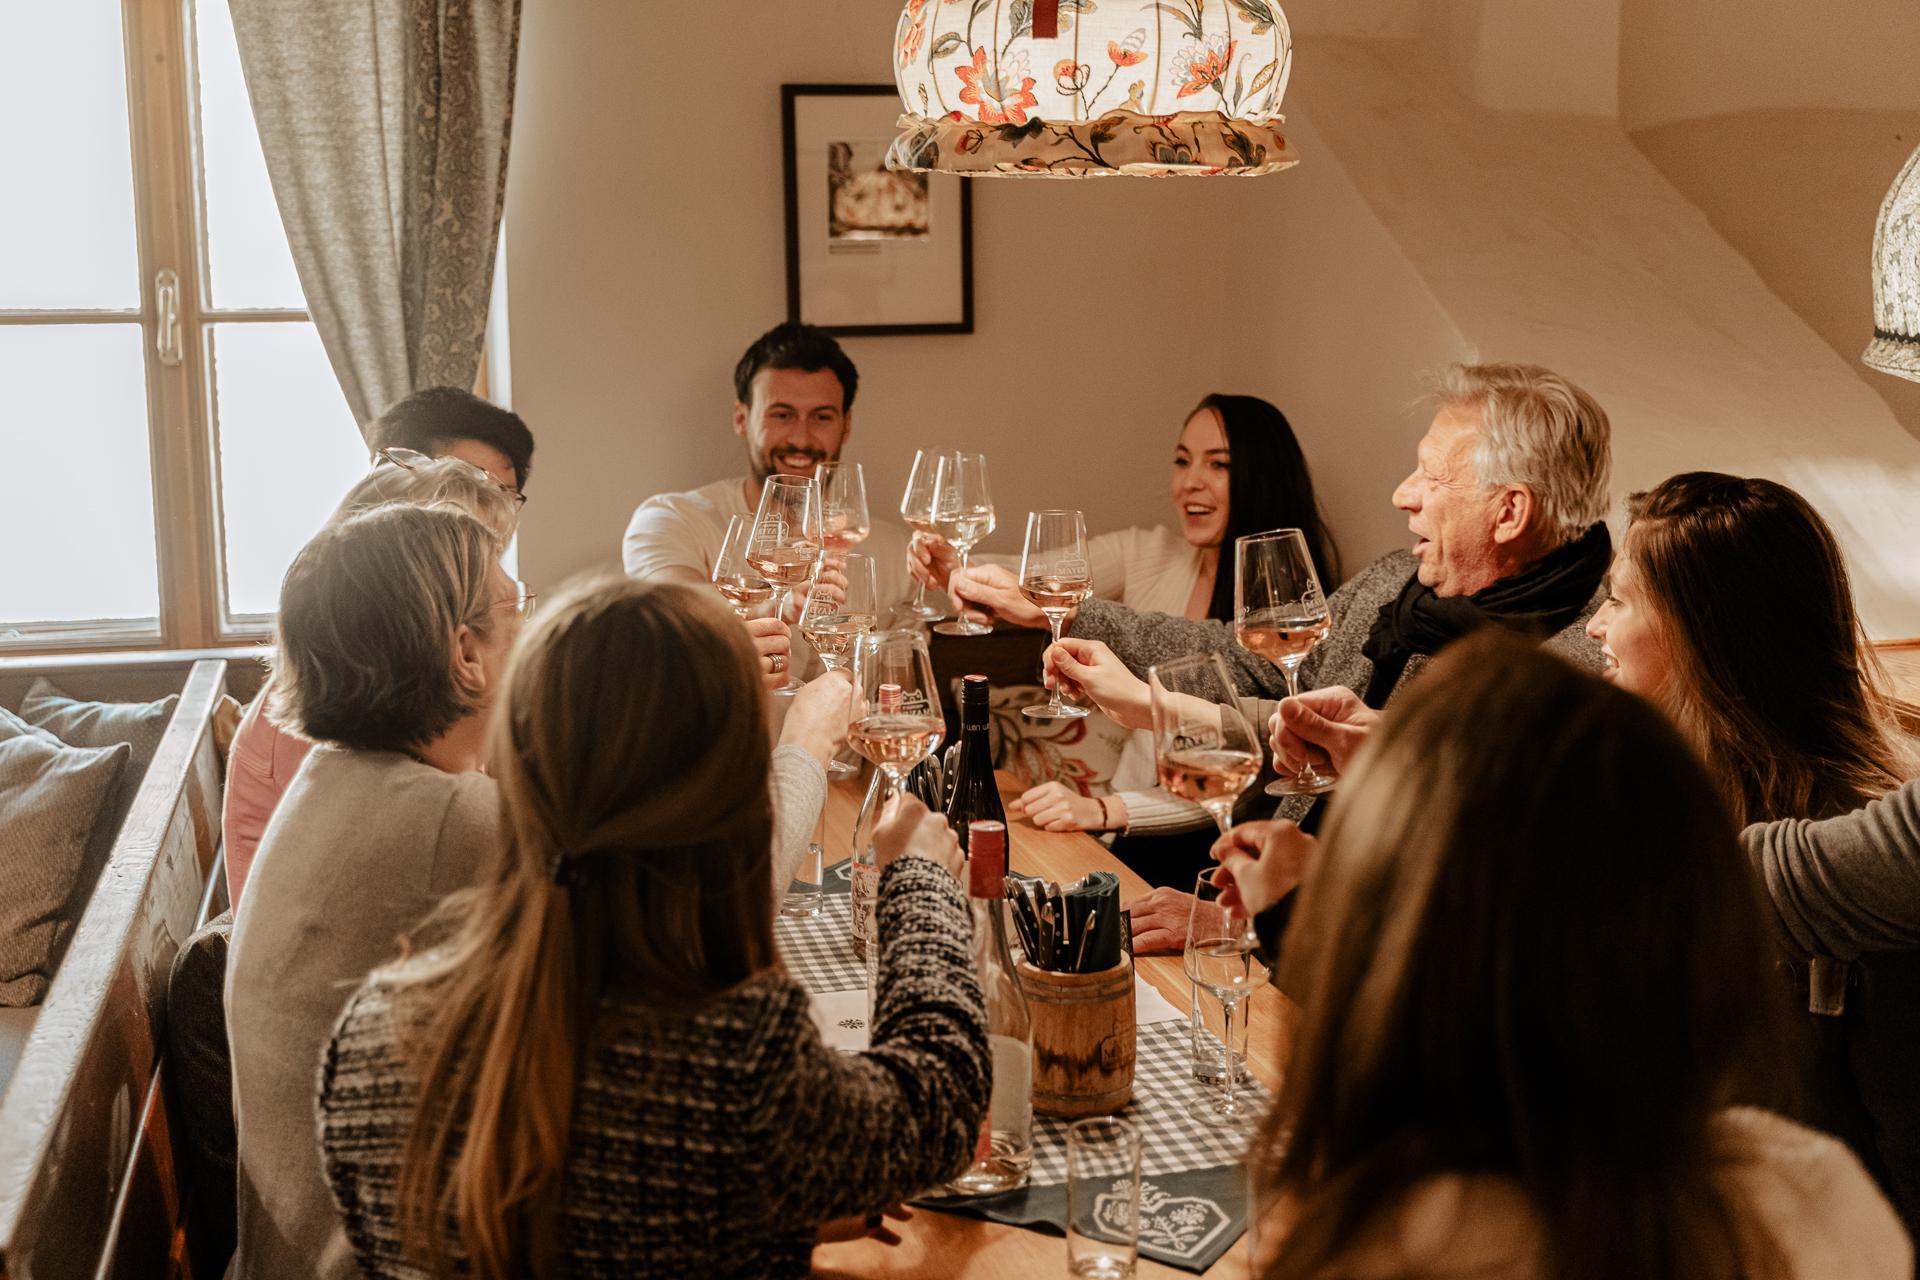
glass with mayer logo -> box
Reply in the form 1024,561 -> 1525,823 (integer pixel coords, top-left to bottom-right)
1018,508 -> 1093,719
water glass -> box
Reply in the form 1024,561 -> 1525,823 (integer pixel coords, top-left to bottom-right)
1067,1117 -> 1140,1279
1190,979 -> 1250,1087
781,838 -> 824,919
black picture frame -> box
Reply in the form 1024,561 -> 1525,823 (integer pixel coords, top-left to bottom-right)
782,83 -> 975,337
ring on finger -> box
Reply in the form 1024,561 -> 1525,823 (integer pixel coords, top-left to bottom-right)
770,653 -> 787,674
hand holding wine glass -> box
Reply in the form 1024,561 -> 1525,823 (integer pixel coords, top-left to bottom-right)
1149,653 -> 1262,836
747,475 -> 824,694
930,452 -> 996,637
899,449 -> 945,621
1234,529 -> 1335,796
712,513 -> 774,618
1185,867 -> 1269,1128
1018,510 -> 1092,719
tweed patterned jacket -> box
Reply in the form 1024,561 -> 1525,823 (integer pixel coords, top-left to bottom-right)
1071,549 -> 1607,818
315,857 -> 987,1279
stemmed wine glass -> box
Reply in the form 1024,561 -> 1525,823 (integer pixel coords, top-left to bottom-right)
1018,510 -> 1092,720
711,514 -> 774,619
930,451 -> 995,637
803,552 -> 880,777
1233,529 -> 1335,796
1185,867 -> 1270,1128
899,449 -> 945,621
1149,652 -> 1261,836
818,461 -> 872,553
746,475 -> 823,695
849,630 -> 946,803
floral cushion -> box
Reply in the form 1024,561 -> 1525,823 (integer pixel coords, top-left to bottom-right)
972,682 -> 1131,797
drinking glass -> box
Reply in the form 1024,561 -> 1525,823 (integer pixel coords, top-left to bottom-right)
746,475 -> 823,694
1018,509 -> 1092,720
929,451 -> 995,637
1148,653 -> 1261,836
1233,529 -> 1335,796
849,630 -> 946,803
899,448 -> 945,621
711,513 -> 774,619
1185,867 -> 1270,1128
802,552 -> 879,777
817,460 -> 872,552
1067,1117 -> 1141,1279
782,804 -> 826,919
1190,978 -> 1250,1087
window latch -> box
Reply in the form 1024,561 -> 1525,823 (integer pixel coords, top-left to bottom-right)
155,269 -> 183,367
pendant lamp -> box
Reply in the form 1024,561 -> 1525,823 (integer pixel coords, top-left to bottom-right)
1864,143 -> 1920,382
887,0 -> 1299,177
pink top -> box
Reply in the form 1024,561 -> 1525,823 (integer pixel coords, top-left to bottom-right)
223,683 -> 314,908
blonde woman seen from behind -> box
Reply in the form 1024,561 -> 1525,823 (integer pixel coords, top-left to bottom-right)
316,578 -> 987,1280
1249,631 -> 1908,1280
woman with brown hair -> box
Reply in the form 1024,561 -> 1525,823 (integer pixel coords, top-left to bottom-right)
314,578 -> 988,1279
1588,471 -> 1919,1230
1246,631 -> 1906,1280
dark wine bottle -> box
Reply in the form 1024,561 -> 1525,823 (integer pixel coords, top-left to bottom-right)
943,674 -> 1006,854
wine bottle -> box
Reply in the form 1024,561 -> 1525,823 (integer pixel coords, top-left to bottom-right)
943,674 -> 1006,854
945,820 -> 1034,1196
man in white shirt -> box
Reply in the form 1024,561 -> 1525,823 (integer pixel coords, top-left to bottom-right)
622,322 -> 913,613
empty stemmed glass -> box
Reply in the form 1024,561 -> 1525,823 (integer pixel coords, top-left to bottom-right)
711,513 -> 774,619
746,475 -> 823,695
899,449 -> 945,621
1233,529 -> 1335,796
1018,510 -> 1092,720
849,630 -> 946,801
1148,652 -> 1261,836
1185,867 -> 1269,1128
930,451 -> 995,637
818,461 -> 872,553
802,552 -> 880,778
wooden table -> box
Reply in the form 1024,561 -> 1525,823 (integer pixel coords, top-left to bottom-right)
810,774 -> 1293,1280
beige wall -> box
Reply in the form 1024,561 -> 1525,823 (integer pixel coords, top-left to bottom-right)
1620,0 -> 1920,130
504,0 -> 1462,594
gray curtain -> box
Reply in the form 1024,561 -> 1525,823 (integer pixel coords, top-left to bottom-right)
230,0 -> 521,434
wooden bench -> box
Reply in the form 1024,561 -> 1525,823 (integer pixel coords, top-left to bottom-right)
0,659 -> 230,1280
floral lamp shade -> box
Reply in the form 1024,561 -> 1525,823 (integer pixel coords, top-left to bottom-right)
1865,143 -> 1920,383
887,0 -> 1299,177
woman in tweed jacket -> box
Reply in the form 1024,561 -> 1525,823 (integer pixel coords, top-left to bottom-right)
315,579 -> 987,1280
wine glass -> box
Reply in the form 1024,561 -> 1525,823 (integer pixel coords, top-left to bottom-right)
930,451 -> 995,637
1149,652 -> 1261,836
1233,529 -> 1335,796
818,461 -> 872,552
803,553 -> 880,779
747,475 -> 824,695
711,514 -> 774,619
849,630 -> 946,805
1018,510 -> 1092,720
899,448 -> 945,621
1185,867 -> 1269,1128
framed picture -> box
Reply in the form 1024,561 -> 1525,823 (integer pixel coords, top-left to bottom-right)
782,84 -> 974,336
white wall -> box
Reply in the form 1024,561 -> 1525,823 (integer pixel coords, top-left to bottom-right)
503,0 -> 1466,592
1619,0 -> 1920,130
1416,0 -> 1620,117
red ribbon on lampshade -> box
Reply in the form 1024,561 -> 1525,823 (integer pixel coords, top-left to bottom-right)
1034,0 -> 1059,39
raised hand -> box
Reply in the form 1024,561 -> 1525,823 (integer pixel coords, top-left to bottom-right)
948,563 -> 1044,628
1209,819 -> 1317,918
1043,638 -> 1151,730
1269,686 -> 1379,776
745,615 -> 793,692
871,794 -> 965,881
778,669 -> 853,767
908,534 -> 960,591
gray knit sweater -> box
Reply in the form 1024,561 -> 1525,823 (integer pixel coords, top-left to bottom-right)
1746,779 -> 1920,962
315,856 -> 988,1278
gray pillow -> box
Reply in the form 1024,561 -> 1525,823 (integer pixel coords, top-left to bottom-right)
0,712 -> 131,1005
20,678 -> 178,841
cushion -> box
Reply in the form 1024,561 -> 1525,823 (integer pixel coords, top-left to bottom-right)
967,681 -> 1132,797
0,711 -> 131,1005
20,677 -> 178,840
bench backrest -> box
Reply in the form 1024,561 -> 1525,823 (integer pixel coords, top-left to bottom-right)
0,659 -> 228,1280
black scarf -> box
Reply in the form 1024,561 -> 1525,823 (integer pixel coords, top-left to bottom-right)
1358,522 -> 1612,708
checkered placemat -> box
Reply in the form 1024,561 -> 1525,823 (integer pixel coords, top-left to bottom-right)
774,903 -> 1270,1188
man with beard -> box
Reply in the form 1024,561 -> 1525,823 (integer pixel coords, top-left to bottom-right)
623,322 -> 913,617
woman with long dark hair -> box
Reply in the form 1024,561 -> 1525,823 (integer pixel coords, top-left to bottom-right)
912,394 -> 1337,880
1588,471 -> 1919,1233
1248,631 -> 1907,1279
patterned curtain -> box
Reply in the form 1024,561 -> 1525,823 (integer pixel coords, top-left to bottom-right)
230,0 -> 522,434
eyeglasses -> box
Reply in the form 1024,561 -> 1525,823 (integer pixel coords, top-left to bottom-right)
494,580 -> 536,618
375,446 -> 527,508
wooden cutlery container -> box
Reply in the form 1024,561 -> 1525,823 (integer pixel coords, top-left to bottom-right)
1016,956 -> 1136,1118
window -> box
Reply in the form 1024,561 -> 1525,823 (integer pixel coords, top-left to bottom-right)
0,1 -> 366,652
